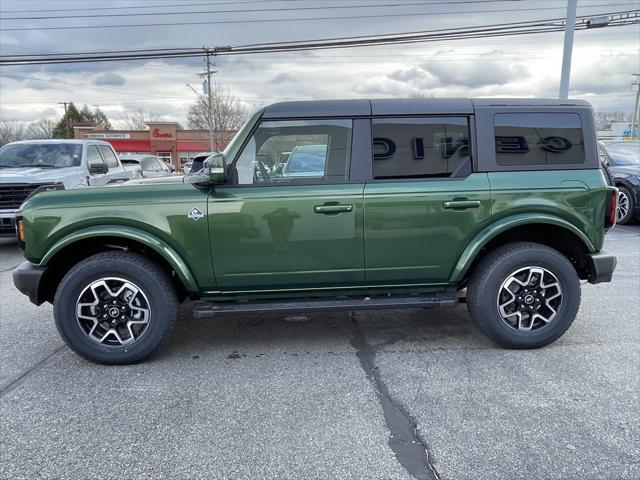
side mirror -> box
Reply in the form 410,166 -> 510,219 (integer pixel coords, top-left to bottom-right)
89,163 -> 109,175
205,153 -> 227,184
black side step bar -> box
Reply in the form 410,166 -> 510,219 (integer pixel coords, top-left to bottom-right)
192,293 -> 459,319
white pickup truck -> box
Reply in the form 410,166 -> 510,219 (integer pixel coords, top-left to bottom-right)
0,139 -> 129,236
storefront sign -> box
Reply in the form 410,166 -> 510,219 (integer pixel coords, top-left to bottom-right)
85,133 -> 131,139
152,128 -> 173,138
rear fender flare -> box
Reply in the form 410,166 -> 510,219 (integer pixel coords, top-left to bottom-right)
449,214 -> 596,283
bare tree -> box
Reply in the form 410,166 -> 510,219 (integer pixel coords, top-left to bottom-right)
123,110 -> 155,130
26,119 -> 56,140
187,82 -> 248,132
0,121 -> 26,147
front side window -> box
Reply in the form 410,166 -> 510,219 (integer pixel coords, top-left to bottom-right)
97,145 -> 119,168
233,119 -> 352,185
86,146 -> 105,167
372,117 -> 470,179
494,113 -> 585,166
0,143 -> 82,168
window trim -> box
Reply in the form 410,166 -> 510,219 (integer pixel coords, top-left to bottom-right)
224,117 -> 359,188
367,115 -> 475,183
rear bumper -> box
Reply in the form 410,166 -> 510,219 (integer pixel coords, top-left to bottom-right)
586,251 -> 617,284
12,262 -> 47,305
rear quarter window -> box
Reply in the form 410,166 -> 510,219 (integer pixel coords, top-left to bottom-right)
494,113 -> 585,166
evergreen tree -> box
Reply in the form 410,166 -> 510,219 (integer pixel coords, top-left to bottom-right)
79,105 -> 112,130
52,103 -> 84,138
92,107 -> 112,130
52,103 -> 112,138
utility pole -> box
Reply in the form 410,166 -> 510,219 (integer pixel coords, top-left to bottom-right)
58,101 -> 71,138
559,0 -> 577,99
632,74 -> 640,139
200,48 -> 218,151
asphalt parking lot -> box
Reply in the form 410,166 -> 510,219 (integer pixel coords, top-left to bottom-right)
1,226 -> 638,480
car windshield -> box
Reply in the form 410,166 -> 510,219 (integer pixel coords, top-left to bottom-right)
606,143 -> 639,165
0,143 -> 83,168
141,157 -> 162,171
284,145 -> 327,173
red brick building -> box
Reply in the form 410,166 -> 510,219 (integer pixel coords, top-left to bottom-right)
73,122 -> 236,169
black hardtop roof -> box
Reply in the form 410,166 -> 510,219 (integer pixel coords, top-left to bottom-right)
262,98 -> 592,119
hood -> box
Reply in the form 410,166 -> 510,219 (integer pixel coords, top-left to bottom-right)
0,166 -> 85,188
116,175 -> 187,186
609,164 -> 640,177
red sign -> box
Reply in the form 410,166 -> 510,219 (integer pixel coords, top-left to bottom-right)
152,128 -> 172,138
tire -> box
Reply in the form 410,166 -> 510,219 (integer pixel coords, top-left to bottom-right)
467,242 -> 580,349
616,186 -> 635,225
54,251 -> 177,365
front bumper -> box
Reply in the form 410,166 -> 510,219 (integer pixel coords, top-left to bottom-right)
12,261 -> 47,305
586,251 -> 617,284
0,210 -> 17,237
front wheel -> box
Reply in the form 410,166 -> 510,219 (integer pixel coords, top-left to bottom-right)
54,252 -> 177,364
467,242 -> 580,349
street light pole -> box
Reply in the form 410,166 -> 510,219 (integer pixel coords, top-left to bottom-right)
202,49 -> 217,152
559,0 -> 577,99
632,74 -> 640,139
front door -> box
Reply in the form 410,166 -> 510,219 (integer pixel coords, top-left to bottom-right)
208,118 -> 364,291
364,116 -> 492,285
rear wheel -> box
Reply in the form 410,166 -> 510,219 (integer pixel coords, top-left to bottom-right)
467,242 -> 580,349
54,252 -> 177,364
616,186 -> 635,225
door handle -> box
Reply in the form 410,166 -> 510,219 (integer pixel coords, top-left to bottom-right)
443,200 -> 481,209
314,204 -> 353,214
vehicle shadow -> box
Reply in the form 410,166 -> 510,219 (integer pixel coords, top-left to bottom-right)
164,302 -> 490,360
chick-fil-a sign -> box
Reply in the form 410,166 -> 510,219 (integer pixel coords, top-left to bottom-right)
152,128 -> 172,138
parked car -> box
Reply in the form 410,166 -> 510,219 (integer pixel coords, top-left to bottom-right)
187,151 -> 216,175
0,139 -> 127,236
120,154 -> 172,179
279,144 -> 327,177
599,140 -> 640,224
13,98 -> 617,364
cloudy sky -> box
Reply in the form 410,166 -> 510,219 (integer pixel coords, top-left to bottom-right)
0,0 -> 638,128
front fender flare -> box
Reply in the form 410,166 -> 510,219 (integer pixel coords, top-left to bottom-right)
449,214 -> 596,283
39,226 -> 199,292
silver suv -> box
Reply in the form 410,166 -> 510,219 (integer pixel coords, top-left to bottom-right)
0,139 -> 128,236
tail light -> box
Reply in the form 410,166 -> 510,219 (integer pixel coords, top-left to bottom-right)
605,187 -> 618,229
609,190 -> 617,226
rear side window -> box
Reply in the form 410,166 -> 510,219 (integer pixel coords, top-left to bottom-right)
372,117 -> 470,179
97,145 -> 119,168
494,113 -> 585,166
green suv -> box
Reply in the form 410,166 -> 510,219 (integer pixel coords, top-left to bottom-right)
12,99 -> 618,364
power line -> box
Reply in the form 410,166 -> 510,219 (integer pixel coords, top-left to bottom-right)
0,10 -> 637,66
0,0 -> 532,20
1,4 -> 637,31
0,0 -> 526,14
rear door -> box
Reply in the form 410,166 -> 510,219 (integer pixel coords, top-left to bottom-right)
208,118 -> 366,291
363,116 -> 491,285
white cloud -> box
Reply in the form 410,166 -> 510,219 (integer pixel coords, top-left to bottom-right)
0,1 -> 638,122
